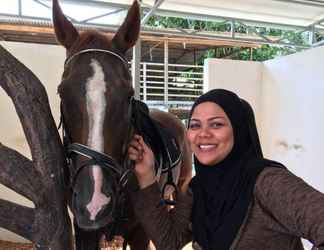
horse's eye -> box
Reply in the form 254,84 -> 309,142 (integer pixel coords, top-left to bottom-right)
62,68 -> 70,79
57,84 -> 64,95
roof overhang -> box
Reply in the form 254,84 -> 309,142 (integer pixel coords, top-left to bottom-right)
100,0 -> 324,28
2,0 -> 324,47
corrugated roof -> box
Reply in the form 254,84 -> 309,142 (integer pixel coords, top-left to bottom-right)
1,0 -> 323,47
102,0 -> 324,28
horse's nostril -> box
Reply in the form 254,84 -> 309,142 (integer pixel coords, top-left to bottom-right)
74,192 -> 77,197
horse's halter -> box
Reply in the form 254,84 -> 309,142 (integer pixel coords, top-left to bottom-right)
59,48 -> 134,238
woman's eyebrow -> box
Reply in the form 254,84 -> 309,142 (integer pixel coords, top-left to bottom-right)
208,116 -> 225,121
190,116 -> 225,122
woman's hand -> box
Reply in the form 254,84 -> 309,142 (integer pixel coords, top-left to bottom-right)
128,134 -> 156,189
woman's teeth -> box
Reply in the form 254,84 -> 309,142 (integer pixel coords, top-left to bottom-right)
199,145 -> 216,149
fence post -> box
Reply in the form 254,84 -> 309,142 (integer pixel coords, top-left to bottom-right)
132,39 -> 141,100
164,40 -> 169,107
143,62 -> 147,102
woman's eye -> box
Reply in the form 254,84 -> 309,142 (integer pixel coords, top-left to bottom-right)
189,123 -> 200,130
210,122 -> 223,128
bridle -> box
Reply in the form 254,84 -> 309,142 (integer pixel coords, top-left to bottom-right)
67,143 -> 132,190
59,48 -> 134,241
64,48 -> 129,67
59,47 -> 180,242
61,48 -> 133,187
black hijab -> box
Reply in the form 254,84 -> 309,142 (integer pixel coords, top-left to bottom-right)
189,89 -> 283,250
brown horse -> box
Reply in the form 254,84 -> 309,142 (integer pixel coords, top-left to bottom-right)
53,0 -> 192,249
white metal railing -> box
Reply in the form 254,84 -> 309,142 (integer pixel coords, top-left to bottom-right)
139,62 -> 204,108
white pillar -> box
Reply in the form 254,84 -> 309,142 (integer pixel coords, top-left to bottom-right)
132,39 -> 141,100
164,40 -> 169,107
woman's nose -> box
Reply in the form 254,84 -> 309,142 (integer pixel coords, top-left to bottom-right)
198,126 -> 212,137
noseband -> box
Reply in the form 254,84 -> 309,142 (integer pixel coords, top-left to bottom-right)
67,143 -> 132,189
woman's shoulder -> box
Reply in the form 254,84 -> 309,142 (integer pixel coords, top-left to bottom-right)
254,166 -> 318,202
257,164 -> 296,182
254,166 -> 296,198
257,166 -> 289,181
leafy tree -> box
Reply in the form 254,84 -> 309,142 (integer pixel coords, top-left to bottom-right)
146,16 -> 309,63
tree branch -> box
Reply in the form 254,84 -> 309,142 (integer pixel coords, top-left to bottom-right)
0,198 -> 35,241
0,143 -> 43,203
0,44 -> 65,183
0,41 -> 73,249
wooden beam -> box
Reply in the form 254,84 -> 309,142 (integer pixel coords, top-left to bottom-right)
141,35 -> 260,48
0,24 -> 54,34
0,23 -> 260,48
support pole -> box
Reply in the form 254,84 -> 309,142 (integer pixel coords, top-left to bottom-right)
143,62 -> 147,102
132,39 -> 141,100
309,25 -> 316,46
164,40 -> 169,107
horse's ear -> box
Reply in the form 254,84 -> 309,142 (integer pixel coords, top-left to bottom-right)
112,0 -> 140,54
52,0 -> 79,49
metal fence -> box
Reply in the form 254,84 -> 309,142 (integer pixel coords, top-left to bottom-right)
138,62 -> 204,109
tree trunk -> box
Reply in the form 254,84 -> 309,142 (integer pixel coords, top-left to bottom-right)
0,44 -> 73,249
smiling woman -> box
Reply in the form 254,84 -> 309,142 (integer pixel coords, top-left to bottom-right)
187,101 -> 234,166
128,88 -> 324,250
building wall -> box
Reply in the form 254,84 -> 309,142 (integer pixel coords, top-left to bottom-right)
204,47 -> 324,192
204,47 -> 324,250
261,46 -> 324,192
203,58 -> 263,129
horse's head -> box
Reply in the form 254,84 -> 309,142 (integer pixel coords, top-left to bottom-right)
53,0 -> 140,230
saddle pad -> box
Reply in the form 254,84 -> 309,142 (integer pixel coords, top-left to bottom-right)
132,99 -> 182,173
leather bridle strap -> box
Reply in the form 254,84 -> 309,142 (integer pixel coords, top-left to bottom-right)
64,49 -> 128,68
67,143 -> 133,189
68,143 -> 122,175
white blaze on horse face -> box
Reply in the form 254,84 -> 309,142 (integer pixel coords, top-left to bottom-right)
85,59 -> 111,221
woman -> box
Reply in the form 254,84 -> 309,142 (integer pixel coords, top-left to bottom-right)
128,89 -> 324,250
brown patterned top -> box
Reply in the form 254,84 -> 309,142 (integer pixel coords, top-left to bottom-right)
130,167 -> 324,250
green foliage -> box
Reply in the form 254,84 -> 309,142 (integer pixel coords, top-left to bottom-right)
146,16 -> 309,63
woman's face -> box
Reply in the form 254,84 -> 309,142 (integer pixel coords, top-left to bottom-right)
187,102 -> 234,166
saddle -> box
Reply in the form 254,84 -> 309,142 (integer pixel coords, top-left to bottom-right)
131,99 -> 182,174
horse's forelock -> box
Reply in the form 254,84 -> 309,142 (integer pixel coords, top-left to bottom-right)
67,31 -> 114,57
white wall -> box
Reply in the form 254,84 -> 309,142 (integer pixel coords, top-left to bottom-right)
261,46 -> 324,191
204,47 -> 324,191
0,41 -> 65,242
204,58 -> 263,128
204,46 -> 324,250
